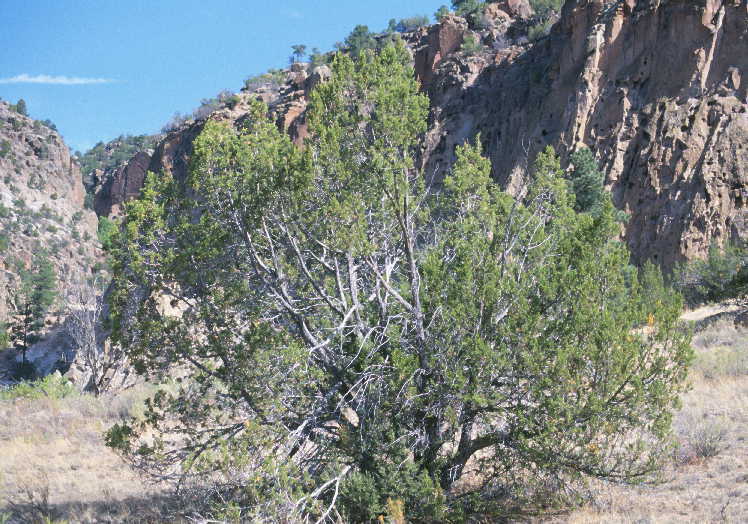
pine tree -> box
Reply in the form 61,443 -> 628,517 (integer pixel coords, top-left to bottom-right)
569,147 -> 605,214
11,253 -> 57,366
290,44 -> 307,63
15,98 -> 27,116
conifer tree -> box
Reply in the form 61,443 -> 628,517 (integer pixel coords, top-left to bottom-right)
11,252 -> 56,366
14,98 -> 27,116
106,44 -> 692,520
569,147 -> 605,214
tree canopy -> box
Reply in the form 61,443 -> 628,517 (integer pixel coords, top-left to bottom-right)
107,44 -> 692,521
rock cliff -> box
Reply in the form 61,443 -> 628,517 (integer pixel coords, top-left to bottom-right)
0,101 -> 102,375
95,0 -> 747,268
421,0 -> 747,267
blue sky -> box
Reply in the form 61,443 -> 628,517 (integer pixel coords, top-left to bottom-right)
0,0 -> 443,153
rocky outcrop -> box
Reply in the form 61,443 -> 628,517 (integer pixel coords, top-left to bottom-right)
0,102 -> 103,377
94,151 -> 151,217
96,0 -> 747,269
421,0 -> 747,267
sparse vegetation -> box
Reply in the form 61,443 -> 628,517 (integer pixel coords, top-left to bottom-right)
388,15 -> 430,33
78,134 -> 159,183
676,241 -> 748,306
461,32 -> 483,54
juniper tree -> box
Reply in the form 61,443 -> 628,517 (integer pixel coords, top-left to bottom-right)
107,44 -> 692,520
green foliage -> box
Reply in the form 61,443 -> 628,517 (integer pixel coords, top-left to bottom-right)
0,321 -> 8,350
243,69 -> 286,92
527,0 -> 563,41
435,5 -> 450,21
10,252 -> 57,363
342,24 -> 377,57
224,94 -> 241,109
290,44 -> 307,63
97,216 -> 118,250
389,15 -> 430,33
451,0 -> 492,28
528,18 -> 554,41
452,0 -> 485,16
0,139 -> 10,158
340,462 -> 446,522
12,98 -> 28,116
39,118 -> 57,131
568,148 -> 605,214
0,373 -> 77,401
461,33 -> 483,54
309,47 -> 329,68
530,0 -> 564,19
675,241 -> 748,305
108,44 -> 692,519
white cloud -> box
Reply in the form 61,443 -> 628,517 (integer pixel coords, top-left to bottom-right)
0,74 -> 114,85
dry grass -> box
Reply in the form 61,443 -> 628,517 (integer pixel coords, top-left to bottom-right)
0,383 -> 177,523
554,313 -> 748,524
1,306 -> 747,522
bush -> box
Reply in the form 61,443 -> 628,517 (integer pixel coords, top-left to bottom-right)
530,0 -> 564,19
12,99 -> 28,117
243,69 -> 286,92
435,5 -> 450,22
0,139 -> 10,158
390,15 -> 430,33
675,241 -> 748,305
0,372 -> 77,401
97,216 -> 117,250
84,193 -> 94,210
528,18 -> 554,41
687,421 -> 728,460
224,94 -> 241,109
461,33 -> 483,54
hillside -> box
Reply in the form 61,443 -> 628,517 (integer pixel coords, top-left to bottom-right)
0,101 -> 103,381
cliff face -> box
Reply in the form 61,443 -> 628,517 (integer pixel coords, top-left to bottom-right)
97,0 -> 747,268
421,0 -> 747,267
0,102 -> 101,355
